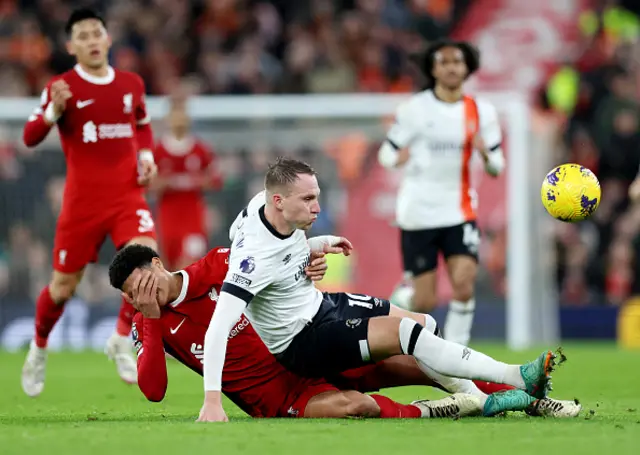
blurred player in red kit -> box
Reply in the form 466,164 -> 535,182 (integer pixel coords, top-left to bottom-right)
108,245 -> 582,419
152,104 -> 222,270
21,9 -> 159,396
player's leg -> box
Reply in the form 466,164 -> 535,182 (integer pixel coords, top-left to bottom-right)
366,316 -> 555,403
303,390 -> 380,418
108,203 -> 158,384
441,221 -> 481,345
390,229 -> 439,312
23,220 -> 100,397
175,233 -> 208,270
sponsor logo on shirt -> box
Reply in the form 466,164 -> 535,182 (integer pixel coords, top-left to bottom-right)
231,274 -> 252,287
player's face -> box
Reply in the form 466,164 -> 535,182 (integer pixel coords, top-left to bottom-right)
168,109 -> 190,137
66,19 -> 111,69
281,174 -> 321,231
432,47 -> 467,90
121,260 -> 171,308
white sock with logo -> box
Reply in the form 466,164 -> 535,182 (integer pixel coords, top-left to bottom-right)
399,318 -> 525,389
444,298 -> 475,345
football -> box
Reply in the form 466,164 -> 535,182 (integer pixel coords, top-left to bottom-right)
540,164 -> 601,222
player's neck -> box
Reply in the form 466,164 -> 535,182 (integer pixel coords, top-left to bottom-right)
433,84 -> 463,103
167,273 -> 183,303
77,62 -> 110,78
262,204 -> 295,238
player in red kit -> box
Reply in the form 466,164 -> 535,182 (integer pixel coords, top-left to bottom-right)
153,105 -> 222,270
21,9 -> 158,396
108,245 -> 582,419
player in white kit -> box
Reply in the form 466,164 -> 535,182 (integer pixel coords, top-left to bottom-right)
196,158 -> 558,422
378,40 -> 505,346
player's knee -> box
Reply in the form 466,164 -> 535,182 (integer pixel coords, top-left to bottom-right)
49,273 -> 81,303
343,394 -> 379,418
451,278 -> 475,302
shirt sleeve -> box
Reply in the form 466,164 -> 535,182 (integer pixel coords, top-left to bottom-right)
168,247 -> 230,307
133,314 -> 168,402
386,102 -> 417,149
479,102 -> 502,151
221,246 -> 274,305
23,82 -> 55,147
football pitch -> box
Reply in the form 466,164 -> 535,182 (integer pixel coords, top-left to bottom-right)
1,343 -> 638,455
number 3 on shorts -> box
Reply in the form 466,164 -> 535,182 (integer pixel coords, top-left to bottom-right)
136,209 -> 155,233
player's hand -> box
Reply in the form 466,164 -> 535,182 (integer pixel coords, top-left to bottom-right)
473,133 -> 488,161
50,80 -> 72,117
323,237 -> 353,256
129,269 -> 161,319
138,158 -> 158,186
629,178 -> 640,202
305,252 -> 328,281
196,402 -> 229,423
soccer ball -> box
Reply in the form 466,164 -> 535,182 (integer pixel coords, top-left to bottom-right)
540,164 -> 601,222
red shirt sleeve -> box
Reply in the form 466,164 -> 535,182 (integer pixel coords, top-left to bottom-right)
169,247 -> 230,307
23,82 -> 55,147
133,312 -> 168,402
133,75 -> 154,152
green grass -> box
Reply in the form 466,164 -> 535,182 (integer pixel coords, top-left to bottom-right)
0,344 -> 639,455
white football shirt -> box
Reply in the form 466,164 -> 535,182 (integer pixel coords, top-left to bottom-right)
221,202 -> 323,354
387,90 -> 503,230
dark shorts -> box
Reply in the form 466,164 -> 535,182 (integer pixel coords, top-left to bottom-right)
275,292 -> 391,379
400,221 -> 480,277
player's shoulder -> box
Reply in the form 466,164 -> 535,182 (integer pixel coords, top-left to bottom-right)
205,247 -> 230,263
396,90 -> 433,115
473,97 -> 499,121
114,69 -> 145,89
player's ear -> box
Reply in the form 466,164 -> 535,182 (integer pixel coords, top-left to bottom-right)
151,257 -> 165,271
65,39 -> 76,56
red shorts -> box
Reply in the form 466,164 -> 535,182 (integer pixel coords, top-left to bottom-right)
233,370 -> 338,419
53,195 -> 156,273
159,231 -> 207,267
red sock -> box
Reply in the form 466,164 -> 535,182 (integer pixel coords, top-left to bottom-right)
370,394 -> 422,418
473,380 -> 516,395
34,286 -> 65,348
116,299 -> 135,336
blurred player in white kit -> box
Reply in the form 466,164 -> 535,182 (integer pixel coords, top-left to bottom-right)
378,39 -> 505,345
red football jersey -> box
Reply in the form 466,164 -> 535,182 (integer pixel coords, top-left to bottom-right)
23,64 -> 153,205
134,247 -> 284,393
154,136 -> 219,233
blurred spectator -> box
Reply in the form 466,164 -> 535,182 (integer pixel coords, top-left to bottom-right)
544,2 -> 640,305
0,0 -> 472,96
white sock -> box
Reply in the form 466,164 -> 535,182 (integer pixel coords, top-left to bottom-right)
420,363 -> 488,406
399,318 -> 526,389
444,299 -> 475,346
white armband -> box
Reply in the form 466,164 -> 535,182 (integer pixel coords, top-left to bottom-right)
308,235 -> 342,252
43,102 -> 61,124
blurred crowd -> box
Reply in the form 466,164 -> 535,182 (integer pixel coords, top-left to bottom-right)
0,0 -> 468,96
543,1 -> 640,306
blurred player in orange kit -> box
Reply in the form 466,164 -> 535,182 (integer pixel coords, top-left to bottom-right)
152,98 -> 223,270
21,8 -> 159,396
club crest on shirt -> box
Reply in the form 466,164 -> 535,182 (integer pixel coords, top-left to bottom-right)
239,256 -> 255,274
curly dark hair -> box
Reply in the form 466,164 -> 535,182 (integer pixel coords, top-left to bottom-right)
409,39 -> 481,90
108,244 -> 159,291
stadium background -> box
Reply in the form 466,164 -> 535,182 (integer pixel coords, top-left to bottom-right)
0,0 -> 639,350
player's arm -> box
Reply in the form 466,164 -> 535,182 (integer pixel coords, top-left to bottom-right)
198,143 -> 224,190
133,315 -> 168,402
308,235 -> 353,256
200,252 -> 273,422
134,76 -> 157,185
378,103 -> 416,169
475,103 -> 505,177
23,80 -> 71,147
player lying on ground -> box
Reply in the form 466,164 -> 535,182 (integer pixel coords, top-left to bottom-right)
21,8 -> 159,396
109,245 -> 581,419
198,158 -> 563,422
